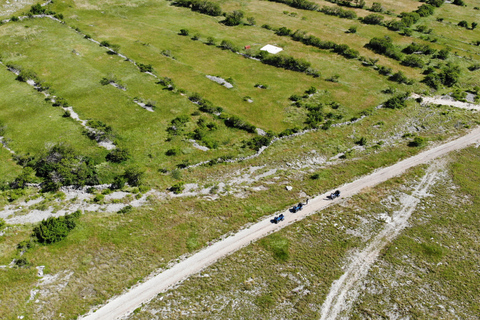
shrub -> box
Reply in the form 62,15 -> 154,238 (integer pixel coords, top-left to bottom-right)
179,28 -> 189,36
356,137 -> 367,146
99,40 -> 111,47
435,48 -> 449,60
137,63 -> 153,73
170,182 -> 185,194
458,20 -> 468,28
401,55 -> 425,68
416,4 -> 435,17
106,148 -> 131,163
166,148 -> 181,156
224,115 -> 256,133
117,205 -> 133,214
33,211 -> 80,244
222,10 -> 244,26
468,64 -> 480,71
93,194 -> 105,202
409,136 -> 427,147
310,173 -> 320,180
305,86 -> 317,94
371,2 -> 383,12
453,0 -> 465,6
33,143 -> 98,191
320,6 -> 356,19
0,218 -> 6,230
386,20 -> 405,31
10,167 -> 35,189
100,77 -> 111,85
111,175 -> 126,190
246,136 -> 272,151
122,166 -> 145,186
275,26 -> 292,36
365,37 -> 403,61
206,36 -> 215,45
348,26 -> 357,33
220,39 -> 238,52
400,12 -> 420,27
10,16 -> 19,22
362,14 -> 384,25
383,93 -> 409,109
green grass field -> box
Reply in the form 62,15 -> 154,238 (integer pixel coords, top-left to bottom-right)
0,0 -> 480,318
127,147 -> 480,319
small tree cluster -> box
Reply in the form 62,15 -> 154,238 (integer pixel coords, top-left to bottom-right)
422,63 -> 461,89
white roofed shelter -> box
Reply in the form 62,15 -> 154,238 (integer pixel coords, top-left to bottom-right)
260,44 -> 283,54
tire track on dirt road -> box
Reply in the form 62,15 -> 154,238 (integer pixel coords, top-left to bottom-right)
80,126 -> 480,320
319,164 -> 441,320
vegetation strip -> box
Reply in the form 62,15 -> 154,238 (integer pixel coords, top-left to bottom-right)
81,126 -> 480,320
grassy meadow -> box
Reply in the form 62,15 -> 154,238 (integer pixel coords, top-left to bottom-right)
0,0 -> 479,318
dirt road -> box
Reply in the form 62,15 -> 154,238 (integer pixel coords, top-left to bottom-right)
319,165 -> 440,319
81,127 -> 480,320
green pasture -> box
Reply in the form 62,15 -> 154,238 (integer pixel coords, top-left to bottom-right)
46,0 -> 423,121
0,19 -> 255,177
0,65 -> 99,160
130,146 -> 480,319
350,146 -> 480,318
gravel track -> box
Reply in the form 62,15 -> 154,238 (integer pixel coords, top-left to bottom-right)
81,127 -> 480,320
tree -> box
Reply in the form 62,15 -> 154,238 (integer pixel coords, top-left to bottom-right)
222,10 -> 244,26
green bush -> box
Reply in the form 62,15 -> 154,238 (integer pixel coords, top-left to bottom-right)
122,166 -> 145,187
106,148 -> 131,163
33,143 -> 98,191
93,194 -> 105,202
409,136 -> 427,147
33,211 -> 80,244
166,148 -> 181,156
117,205 -> 133,214
0,218 -> 6,230
222,10 -> 244,26
383,93 -> 409,109
170,182 -> 185,194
